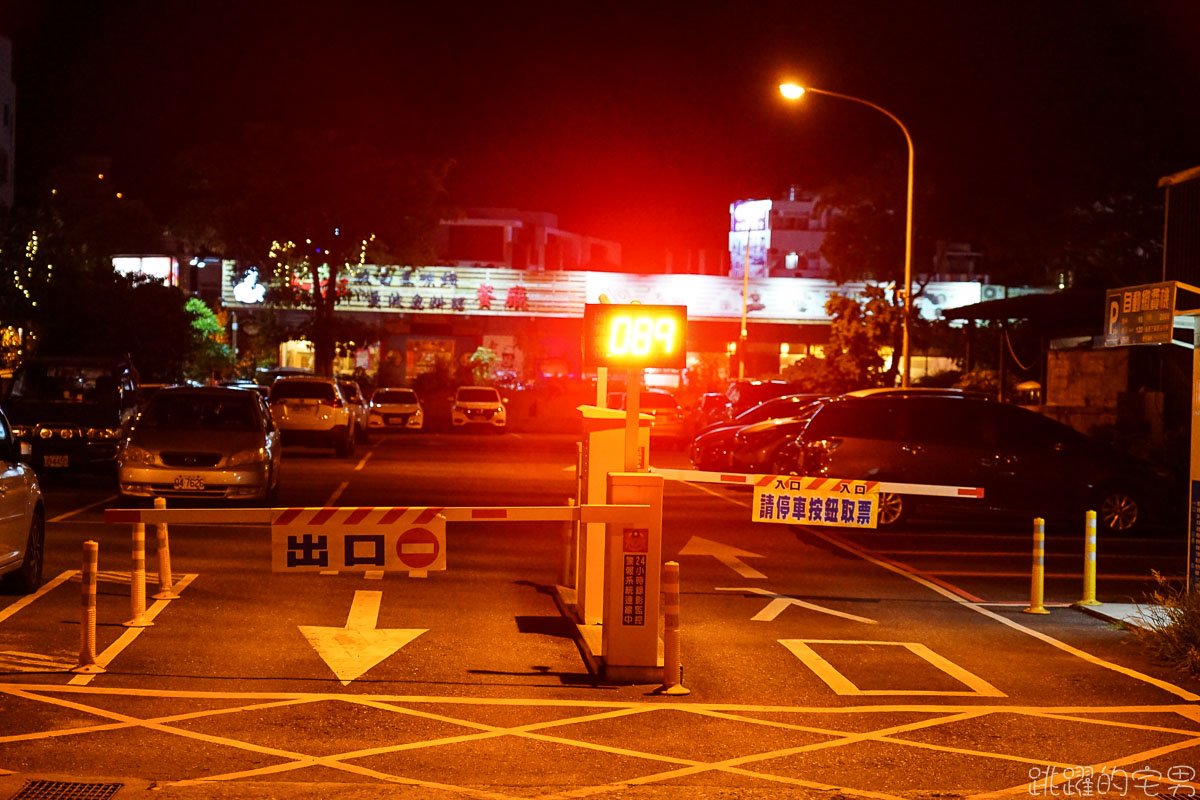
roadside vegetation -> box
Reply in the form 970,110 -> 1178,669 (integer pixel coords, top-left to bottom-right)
1131,572 -> 1200,676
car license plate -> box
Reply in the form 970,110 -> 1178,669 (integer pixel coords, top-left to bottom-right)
43,454 -> 68,468
174,475 -> 206,491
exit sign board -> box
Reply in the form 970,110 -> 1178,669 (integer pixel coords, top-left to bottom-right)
582,304 -> 687,369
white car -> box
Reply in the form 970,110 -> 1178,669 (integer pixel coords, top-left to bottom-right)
451,386 -> 507,430
0,409 -> 46,594
338,380 -> 371,443
369,387 -> 424,431
269,377 -> 355,458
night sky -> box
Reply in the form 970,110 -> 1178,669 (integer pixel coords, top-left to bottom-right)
4,1 -> 1200,274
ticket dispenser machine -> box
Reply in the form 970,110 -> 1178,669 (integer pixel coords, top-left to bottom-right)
577,405 -> 649,626
603,470 -> 665,683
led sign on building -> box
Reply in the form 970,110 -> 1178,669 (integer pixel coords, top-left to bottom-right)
582,304 -> 687,369
221,262 -> 985,324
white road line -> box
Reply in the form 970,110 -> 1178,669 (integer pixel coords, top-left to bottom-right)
354,451 -> 373,471
68,573 -> 198,686
326,480 -> 349,506
49,494 -> 119,523
0,571 -> 76,624
681,480 -> 1200,702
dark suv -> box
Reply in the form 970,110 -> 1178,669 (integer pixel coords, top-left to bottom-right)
773,393 -> 1174,533
3,356 -> 140,475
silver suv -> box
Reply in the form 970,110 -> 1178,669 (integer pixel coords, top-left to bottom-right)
269,377 -> 356,458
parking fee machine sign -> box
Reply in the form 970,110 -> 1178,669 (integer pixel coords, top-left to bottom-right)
271,507 -> 447,572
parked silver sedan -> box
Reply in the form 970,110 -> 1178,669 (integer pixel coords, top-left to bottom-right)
118,386 -> 281,503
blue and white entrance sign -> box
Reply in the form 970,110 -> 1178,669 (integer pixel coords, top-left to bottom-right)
751,475 -> 879,529
271,507 -> 447,572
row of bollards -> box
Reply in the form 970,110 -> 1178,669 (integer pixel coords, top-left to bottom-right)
73,497 -> 177,674
1024,510 -> 1101,615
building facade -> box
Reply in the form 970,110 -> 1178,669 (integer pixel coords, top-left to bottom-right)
0,37 -> 15,211
729,188 -> 832,279
222,262 -> 989,385
437,208 -> 621,272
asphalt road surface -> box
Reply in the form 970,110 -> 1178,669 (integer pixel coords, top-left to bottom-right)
1,431 -> 1198,799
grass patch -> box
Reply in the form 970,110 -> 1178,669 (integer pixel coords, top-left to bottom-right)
1130,571 -> 1200,676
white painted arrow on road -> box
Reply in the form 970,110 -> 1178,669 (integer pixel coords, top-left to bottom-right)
299,590 -> 426,685
716,587 -> 877,624
679,536 -> 767,579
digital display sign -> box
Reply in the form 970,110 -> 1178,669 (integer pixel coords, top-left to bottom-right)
582,304 -> 687,369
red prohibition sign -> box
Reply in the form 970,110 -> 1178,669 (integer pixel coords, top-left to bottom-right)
396,527 -> 440,569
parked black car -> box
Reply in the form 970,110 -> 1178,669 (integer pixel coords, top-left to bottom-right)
724,379 -> 804,419
689,393 -> 825,471
771,393 -> 1175,532
3,356 -> 140,476
722,389 -> 974,475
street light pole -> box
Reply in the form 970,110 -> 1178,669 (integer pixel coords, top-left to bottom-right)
780,83 -> 915,387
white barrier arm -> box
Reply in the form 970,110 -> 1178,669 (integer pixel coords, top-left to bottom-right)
649,467 -> 984,499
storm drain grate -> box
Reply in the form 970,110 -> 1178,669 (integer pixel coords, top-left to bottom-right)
8,781 -> 122,800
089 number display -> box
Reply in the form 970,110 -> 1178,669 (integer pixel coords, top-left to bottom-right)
582,304 -> 687,369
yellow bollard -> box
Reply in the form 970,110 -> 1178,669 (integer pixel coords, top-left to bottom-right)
1078,509 -> 1101,606
123,522 -> 153,627
561,497 -> 575,588
72,540 -> 104,674
658,561 -> 690,695
1023,517 -> 1050,615
152,497 -> 178,600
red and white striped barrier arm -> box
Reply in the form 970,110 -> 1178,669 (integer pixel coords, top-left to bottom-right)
105,504 -> 654,526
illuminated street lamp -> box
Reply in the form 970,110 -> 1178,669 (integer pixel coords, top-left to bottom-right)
779,82 -> 915,387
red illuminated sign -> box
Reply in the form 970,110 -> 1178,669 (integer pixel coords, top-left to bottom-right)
582,304 -> 687,369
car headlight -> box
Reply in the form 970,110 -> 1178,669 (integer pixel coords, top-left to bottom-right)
228,446 -> 267,467
413,407 -> 423,418
11,425 -> 30,439
121,444 -> 156,465
86,427 -> 123,440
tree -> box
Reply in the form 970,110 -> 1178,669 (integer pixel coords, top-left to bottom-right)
784,284 -> 902,392
814,159 -> 917,388
171,126 -> 453,376
183,298 -> 234,382
468,346 -> 498,385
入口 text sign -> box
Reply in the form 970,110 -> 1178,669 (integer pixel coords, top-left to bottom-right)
752,476 -> 879,529
271,507 -> 447,572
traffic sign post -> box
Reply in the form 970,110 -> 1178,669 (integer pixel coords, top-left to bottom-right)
1099,280 -> 1200,591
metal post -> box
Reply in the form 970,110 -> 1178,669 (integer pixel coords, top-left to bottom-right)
72,540 -> 104,674
624,369 -> 642,471
1023,517 -> 1050,615
152,497 -> 178,600
1079,510 -> 1101,606
123,522 -> 153,627
659,560 -> 689,695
